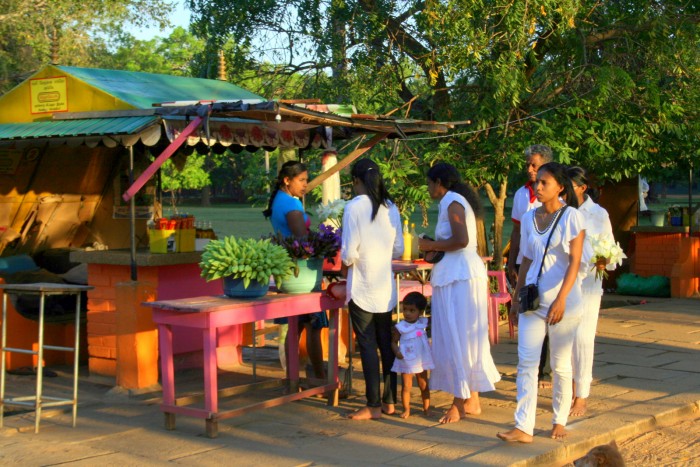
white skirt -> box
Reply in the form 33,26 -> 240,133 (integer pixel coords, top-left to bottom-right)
430,277 -> 501,399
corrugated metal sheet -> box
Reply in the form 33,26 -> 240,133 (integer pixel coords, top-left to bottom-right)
58,66 -> 264,110
0,116 -> 159,140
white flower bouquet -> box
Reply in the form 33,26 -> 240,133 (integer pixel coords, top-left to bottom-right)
315,198 -> 346,228
589,233 -> 627,281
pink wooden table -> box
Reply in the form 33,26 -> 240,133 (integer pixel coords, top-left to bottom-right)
144,291 -> 344,438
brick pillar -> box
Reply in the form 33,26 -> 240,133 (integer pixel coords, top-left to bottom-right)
115,281 -> 158,389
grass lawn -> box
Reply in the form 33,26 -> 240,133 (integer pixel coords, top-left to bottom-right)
164,197 -> 512,254
164,193 -> 698,254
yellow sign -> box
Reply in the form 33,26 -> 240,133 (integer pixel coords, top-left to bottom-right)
30,76 -> 68,114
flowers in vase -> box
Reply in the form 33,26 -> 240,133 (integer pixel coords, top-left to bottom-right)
270,224 -> 342,261
589,233 -> 627,281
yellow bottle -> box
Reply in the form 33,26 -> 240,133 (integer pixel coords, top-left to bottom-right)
402,219 -> 412,261
410,223 -> 419,260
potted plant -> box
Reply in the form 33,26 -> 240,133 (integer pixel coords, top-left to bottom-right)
270,224 -> 342,293
199,236 -> 295,298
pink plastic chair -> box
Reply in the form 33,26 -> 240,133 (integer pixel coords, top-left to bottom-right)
487,270 -> 512,344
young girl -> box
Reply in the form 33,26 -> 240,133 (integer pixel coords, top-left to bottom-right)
391,292 -> 435,418
498,162 -> 586,443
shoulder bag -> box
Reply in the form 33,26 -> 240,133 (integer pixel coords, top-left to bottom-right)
518,206 -> 567,313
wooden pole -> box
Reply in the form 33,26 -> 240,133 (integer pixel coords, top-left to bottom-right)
306,133 -> 389,192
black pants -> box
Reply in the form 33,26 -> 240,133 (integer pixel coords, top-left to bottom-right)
348,300 -> 397,407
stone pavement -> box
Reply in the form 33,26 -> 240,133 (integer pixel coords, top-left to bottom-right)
1,295 -> 698,466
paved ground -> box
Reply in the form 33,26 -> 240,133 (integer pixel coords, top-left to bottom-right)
1,294 -> 698,466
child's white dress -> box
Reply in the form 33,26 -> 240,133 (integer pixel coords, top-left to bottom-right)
391,317 -> 435,374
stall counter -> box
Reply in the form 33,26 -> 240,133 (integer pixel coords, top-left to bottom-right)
70,249 -> 247,387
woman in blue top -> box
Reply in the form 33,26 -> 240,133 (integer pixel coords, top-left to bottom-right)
263,160 -> 327,380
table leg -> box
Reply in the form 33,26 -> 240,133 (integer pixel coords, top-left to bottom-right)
202,326 -> 218,417
35,292 -> 46,434
287,316 -> 299,393
158,323 -> 176,430
0,294 -> 8,429
327,308 -> 339,407
206,418 -> 218,438
71,292 -> 82,428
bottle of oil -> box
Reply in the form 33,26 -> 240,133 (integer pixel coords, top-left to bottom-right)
402,219 -> 412,261
410,223 -> 419,260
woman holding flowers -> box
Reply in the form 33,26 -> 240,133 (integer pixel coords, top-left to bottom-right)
342,158 -> 404,420
567,166 -> 623,417
263,160 -> 327,380
498,162 -> 587,443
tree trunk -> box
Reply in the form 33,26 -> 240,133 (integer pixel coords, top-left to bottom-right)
484,179 -> 508,270
201,185 -> 211,207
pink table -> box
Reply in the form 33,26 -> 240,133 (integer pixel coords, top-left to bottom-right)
144,291 -> 344,438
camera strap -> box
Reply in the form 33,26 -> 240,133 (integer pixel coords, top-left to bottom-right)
535,205 -> 567,285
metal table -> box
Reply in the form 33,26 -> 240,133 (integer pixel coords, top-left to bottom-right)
0,282 -> 93,433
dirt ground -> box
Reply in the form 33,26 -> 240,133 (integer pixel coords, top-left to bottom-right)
569,412 -> 700,466
617,413 -> 700,466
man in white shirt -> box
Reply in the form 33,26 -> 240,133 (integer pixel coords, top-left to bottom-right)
507,144 -> 553,388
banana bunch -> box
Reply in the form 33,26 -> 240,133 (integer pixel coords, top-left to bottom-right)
199,236 -> 295,289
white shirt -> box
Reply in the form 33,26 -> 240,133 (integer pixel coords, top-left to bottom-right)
520,206 -> 586,316
579,196 -> 615,295
341,195 -> 403,313
511,184 -> 541,265
430,191 -> 486,287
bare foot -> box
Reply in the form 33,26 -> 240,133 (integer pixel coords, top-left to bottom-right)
551,424 -> 568,439
569,397 -> 587,417
464,397 -> 482,416
439,404 -> 465,424
348,406 -> 382,420
382,403 -> 395,415
497,428 -> 533,443
538,380 -> 552,389
400,410 -> 410,419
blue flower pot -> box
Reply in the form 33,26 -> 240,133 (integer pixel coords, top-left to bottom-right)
223,276 -> 269,298
277,258 -> 324,294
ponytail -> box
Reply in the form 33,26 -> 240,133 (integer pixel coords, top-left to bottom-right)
263,160 -> 307,219
351,158 -> 391,221
426,162 -> 484,219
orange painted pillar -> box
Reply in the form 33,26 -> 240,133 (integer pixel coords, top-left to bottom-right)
670,237 -> 700,298
115,281 -> 159,389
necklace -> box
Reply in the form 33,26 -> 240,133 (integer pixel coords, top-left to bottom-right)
533,206 -> 564,234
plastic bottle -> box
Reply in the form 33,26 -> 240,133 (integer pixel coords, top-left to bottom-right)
402,219 -> 412,261
410,223 -> 419,260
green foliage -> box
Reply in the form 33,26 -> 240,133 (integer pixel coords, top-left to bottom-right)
159,152 -> 210,193
0,0 -> 173,92
199,235 -> 294,288
99,27 -> 205,75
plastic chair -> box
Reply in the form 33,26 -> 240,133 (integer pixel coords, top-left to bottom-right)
487,270 -> 512,344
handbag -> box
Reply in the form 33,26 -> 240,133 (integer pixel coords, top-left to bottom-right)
518,206 -> 567,313
418,234 -> 444,264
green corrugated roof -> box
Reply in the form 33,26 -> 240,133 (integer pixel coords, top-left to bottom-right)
0,116 -> 159,140
58,66 -> 264,109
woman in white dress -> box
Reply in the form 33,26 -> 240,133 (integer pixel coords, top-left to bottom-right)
418,162 -> 501,424
567,166 -> 616,417
497,162 -> 587,442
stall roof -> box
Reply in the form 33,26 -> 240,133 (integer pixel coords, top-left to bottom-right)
0,115 -> 159,140
59,66 -> 263,110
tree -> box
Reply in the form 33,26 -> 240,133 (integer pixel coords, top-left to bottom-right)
0,0 -> 173,92
186,0 -> 698,266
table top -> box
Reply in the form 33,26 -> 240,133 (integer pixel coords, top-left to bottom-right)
0,282 -> 94,294
145,290 -> 344,314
